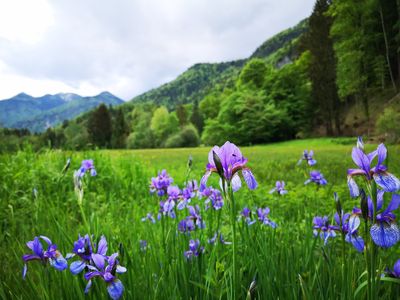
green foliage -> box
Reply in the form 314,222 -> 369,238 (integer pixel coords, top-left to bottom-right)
87,104 -> 113,148
238,58 -> 268,88
189,100 -> 204,134
376,107 -> 400,143
111,109 -> 129,148
165,124 -> 200,148
150,106 -> 179,146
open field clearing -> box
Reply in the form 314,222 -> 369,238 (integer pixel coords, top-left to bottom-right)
1,138 -> 400,299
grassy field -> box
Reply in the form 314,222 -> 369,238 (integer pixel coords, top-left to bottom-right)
1,138 -> 400,299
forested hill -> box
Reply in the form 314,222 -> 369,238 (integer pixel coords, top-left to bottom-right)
128,19 -> 307,110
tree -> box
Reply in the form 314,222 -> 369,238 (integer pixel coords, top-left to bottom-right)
303,0 -> 341,135
112,108 -> 128,148
150,106 -> 179,146
176,105 -> 188,127
87,103 -> 112,148
189,100 -> 204,133
238,58 -> 268,88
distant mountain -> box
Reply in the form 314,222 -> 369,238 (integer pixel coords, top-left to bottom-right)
127,19 -> 307,110
0,91 -> 124,132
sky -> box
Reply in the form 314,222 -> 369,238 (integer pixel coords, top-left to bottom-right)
0,0 -> 315,101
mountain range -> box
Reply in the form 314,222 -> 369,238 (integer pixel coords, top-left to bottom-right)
0,91 -> 124,132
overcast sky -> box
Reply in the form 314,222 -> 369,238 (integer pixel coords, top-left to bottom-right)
0,0 -> 315,101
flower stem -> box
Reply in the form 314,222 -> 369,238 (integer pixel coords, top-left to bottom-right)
228,183 -> 237,299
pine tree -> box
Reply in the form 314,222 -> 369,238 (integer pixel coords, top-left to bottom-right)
112,108 -> 128,148
87,103 -> 112,148
304,0 -> 341,135
190,100 -> 204,134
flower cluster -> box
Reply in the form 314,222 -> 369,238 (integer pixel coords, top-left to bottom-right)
23,234 -> 126,300
150,169 -> 174,196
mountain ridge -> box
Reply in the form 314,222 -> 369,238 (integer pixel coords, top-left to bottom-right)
0,91 -> 124,132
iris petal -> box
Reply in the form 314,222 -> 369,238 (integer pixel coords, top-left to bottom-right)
70,260 -> 87,275
242,169 -> 257,190
370,222 -> 400,248
97,235 -> 108,256
199,171 -> 211,192
231,173 -> 242,192
394,259 -> 400,277
373,172 -> 400,192
347,176 -> 360,198
50,255 -> 68,271
91,253 -> 105,270
107,280 -> 124,300
84,280 -> 92,294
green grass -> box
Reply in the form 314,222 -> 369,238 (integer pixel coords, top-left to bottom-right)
1,138 -> 400,299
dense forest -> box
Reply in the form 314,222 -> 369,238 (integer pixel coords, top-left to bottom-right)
1,0 -> 399,152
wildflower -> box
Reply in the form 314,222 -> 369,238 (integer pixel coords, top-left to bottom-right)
333,213 -> 364,252
22,236 -> 67,279
178,218 -> 195,233
84,253 -> 126,300
239,207 -> 256,225
77,159 -> 97,177
298,150 -> 317,166
150,170 -> 173,196
347,140 -> 400,197
386,259 -> 400,278
204,188 -> 224,210
188,205 -> 205,229
208,232 -> 232,245
178,181 -> 198,210
370,193 -> 400,248
141,213 -> 156,223
200,141 -> 257,192
305,171 -> 327,186
139,240 -> 148,252
312,216 -> 336,245
269,181 -> 288,195
257,207 -> 276,228
184,240 -> 204,260
68,235 -> 108,275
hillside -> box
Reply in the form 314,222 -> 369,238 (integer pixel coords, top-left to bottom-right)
127,19 -> 308,110
0,91 -> 124,132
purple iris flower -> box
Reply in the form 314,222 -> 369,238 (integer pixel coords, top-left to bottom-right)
370,193 -> 400,248
238,207 -> 256,225
347,140 -> 400,197
178,218 -> 195,233
298,150 -> 317,166
204,188 -> 224,210
141,213 -> 156,223
150,169 -> 173,196
188,205 -> 205,229
184,240 -> 204,260
84,253 -> 127,300
269,181 -> 288,195
77,159 -> 97,177
312,216 -> 337,245
22,236 -> 67,279
178,180 -> 198,210
305,171 -> 328,186
256,207 -> 276,228
68,235 -> 108,275
333,213 -> 364,252
200,141 -> 257,192
386,259 -> 400,278
208,232 -> 232,245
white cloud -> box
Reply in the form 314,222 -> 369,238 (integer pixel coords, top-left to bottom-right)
0,0 -> 315,100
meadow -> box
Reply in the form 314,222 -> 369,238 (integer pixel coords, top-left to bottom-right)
1,138 -> 400,299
